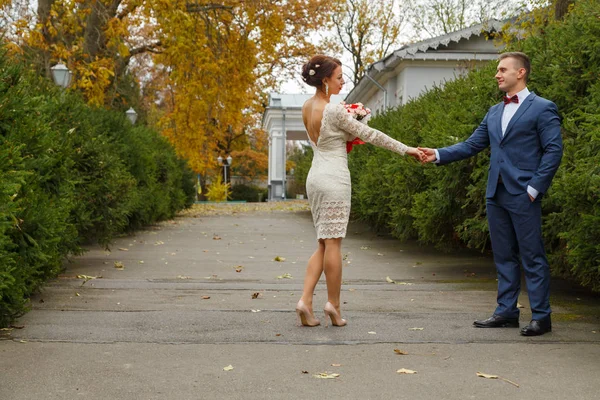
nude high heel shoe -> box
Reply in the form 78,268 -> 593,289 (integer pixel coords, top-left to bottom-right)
323,302 -> 347,327
296,300 -> 320,327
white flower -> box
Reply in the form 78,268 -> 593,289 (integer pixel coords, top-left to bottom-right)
309,69 -> 316,76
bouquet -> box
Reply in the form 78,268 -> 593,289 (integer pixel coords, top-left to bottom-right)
341,102 -> 371,153
341,101 -> 371,121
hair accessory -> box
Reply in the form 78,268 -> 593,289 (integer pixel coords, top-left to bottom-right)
309,69 -> 316,76
315,64 -> 320,68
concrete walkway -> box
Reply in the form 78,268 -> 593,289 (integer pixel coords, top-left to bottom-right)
1,202 -> 599,399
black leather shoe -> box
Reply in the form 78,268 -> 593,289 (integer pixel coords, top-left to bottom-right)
473,314 -> 519,328
520,318 -> 552,336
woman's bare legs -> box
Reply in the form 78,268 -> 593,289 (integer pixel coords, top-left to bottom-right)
299,240 -> 325,312
322,238 -> 343,312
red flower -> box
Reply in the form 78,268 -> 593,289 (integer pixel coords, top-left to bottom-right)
346,137 -> 365,153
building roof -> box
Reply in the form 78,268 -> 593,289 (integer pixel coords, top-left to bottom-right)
346,19 -> 508,104
371,19 -> 506,72
267,93 -> 312,109
266,93 -> 346,109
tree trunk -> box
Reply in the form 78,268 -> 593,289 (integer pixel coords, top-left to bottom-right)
555,0 -> 574,20
36,0 -> 56,77
83,0 -> 108,60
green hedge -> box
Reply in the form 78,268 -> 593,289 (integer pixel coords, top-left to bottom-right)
230,184 -> 267,202
0,51 -> 195,326
349,0 -> 600,290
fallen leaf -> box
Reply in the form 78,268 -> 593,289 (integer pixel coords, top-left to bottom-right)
223,365 -> 234,371
348,288 -> 356,292
202,296 -> 211,300
396,368 -> 417,374
276,273 -> 293,279
177,275 -> 191,280
75,292 -> 80,297
139,261 -> 144,264
360,246 -> 370,250
114,261 -> 125,270
396,282 -> 413,286
517,303 -> 524,308
394,349 -> 408,355
313,372 -> 340,379
19,340 -> 27,343
368,331 -> 377,335
154,241 -> 164,245
275,333 -> 282,337
386,276 -> 395,284
251,292 -> 261,299
76,275 -> 100,285
476,372 -> 520,387
377,253 -> 384,256
213,235 -> 222,240
118,248 -> 129,251
409,327 -> 424,331
331,364 -> 342,367
235,266 -> 244,273
301,370 -> 309,374
274,256 -> 286,262
251,309 -> 261,313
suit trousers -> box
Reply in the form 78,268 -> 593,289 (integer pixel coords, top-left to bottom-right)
486,182 -> 551,320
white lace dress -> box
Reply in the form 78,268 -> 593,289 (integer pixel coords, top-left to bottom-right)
306,103 -> 409,240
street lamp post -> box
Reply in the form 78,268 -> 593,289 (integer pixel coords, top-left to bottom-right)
217,155 -> 233,184
50,62 -> 73,89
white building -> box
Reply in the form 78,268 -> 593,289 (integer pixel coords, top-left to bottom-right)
345,20 -> 506,113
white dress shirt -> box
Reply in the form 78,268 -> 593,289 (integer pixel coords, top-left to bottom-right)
434,87 -> 539,199
502,87 -> 530,136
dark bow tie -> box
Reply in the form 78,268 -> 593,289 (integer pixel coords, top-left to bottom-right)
503,95 -> 519,105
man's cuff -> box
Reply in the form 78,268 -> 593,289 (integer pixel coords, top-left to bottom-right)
527,185 -> 539,199
434,149 -> 440,164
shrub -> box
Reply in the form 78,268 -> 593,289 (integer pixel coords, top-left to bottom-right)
230,184 -> 267,202
206,176 -> 230,202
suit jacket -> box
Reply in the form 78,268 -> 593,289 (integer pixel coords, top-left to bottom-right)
437,93 -> 563,198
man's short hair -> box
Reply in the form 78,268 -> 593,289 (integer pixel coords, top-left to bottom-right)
499,52 -> 531,82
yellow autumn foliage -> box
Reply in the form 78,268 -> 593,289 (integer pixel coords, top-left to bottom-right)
4,0 -> 341,179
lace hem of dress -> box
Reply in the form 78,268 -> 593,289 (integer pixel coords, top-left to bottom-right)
315,200 -> 350,239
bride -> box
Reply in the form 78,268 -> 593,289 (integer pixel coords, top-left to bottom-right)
296,55 -> 425,327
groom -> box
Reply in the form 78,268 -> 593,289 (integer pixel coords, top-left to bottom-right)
420,52 -> 563,336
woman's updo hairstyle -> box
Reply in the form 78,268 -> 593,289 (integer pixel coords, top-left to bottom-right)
301,55 -> 342,88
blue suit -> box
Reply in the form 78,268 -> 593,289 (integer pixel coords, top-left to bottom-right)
437,92 -> 563,320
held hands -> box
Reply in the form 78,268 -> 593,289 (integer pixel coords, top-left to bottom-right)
406,147 -> 428,163
417,147 -> 437,164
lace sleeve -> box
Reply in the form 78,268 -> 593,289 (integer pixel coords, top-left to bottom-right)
330,104 -> 409,155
